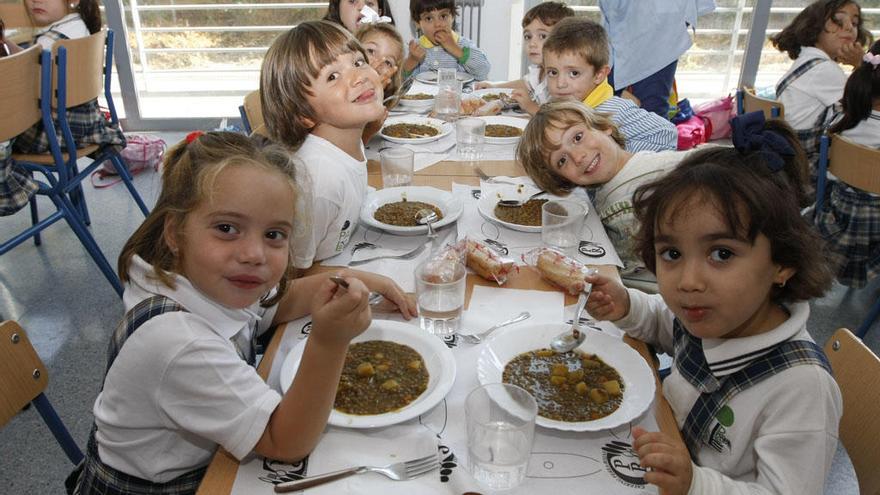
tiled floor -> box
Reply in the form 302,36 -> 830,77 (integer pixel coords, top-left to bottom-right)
0,132 -> 876,493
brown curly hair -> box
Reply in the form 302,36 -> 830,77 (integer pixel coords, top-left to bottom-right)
770,0 -> 872,59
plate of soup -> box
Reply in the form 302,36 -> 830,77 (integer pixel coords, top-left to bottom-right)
476,116 -> 527,145
361,186 -> 464,236
280,320 -> 456,428
380,117 -> 452,144
476,323 -> 655,432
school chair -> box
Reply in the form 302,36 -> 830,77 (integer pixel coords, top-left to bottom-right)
241,89 -> 267,136
0,45 -> 124,296
736,87 -> 784,119
814,134 -> 880,338
0,320 -> 84,465
15,29 -> 150,228
824,328 -> 880,495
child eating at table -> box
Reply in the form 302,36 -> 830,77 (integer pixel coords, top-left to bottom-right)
541,17 -> 677,152
69,131 -> 414,494
582,115 -> 841,495
402,0 -> 490,81
355,21 -> 404,142
260,21 -> 386,269
323,0 -> 394,33
474,1 -> 574,115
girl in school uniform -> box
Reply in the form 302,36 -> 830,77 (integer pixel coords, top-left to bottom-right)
770,0 -> 871,164
584,112 -> 841,495
814,40 -> 880,288
70,132 -> 414,494
260,21 -> 387,269
2,0 -> 125,154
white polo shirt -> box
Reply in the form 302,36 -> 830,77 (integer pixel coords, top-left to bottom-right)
616,291 -> 842,495
93,256 -> 282,482
292,134 -> 368,268
777,47 -> 846,130
34,13 -> 89,49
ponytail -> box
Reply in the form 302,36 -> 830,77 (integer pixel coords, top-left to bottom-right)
77,0 -> 102,34
830,40 -> 880,134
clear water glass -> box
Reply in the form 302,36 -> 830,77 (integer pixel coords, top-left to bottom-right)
434,69 -> 461,122
379,147 -> 414,187
456,117 -> 485,161
415,259 -> 466,336
466,383 -> 537,491
541,199 -> 586,253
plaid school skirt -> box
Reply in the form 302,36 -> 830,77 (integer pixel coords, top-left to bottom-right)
812,180 -> 880,288
0,140 -> 38,216
12,99 -> 125,155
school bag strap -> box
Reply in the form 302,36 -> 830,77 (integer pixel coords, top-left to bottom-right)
106,295 -> 186,372
774,58 -> 827,96
672,319 -> 832,457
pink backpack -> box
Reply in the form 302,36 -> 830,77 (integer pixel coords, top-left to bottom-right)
694,95 -> 736,140
676,115 -> 709,150
92,135 -> 166,188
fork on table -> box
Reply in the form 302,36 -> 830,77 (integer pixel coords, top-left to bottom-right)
348,243 -> 426,266
474,166 -> 521,186
273,453 -> 440,492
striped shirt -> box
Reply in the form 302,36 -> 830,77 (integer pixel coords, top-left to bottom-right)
595,96 -> 678,152
409,34 -> 490,81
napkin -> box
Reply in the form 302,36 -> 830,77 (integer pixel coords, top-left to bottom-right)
461,285 -> 564,336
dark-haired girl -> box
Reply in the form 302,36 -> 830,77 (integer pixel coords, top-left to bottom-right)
3,0 -> 125,154
323,0 -> 394,33
831,39 -> 880,147
770,0 -> 872,164
582,112 -> 842,495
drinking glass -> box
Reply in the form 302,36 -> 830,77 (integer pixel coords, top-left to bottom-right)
415,259 -> 466,336
434,69 -> 461,122
379,147 -> 414,187
456,117 -> 485,161
466,383 -> 537,491
541,200 -> 586,253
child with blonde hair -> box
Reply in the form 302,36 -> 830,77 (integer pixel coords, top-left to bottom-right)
541,17 -> 677,152
1,0 -> 124,155
771,0 -> 872,163
69,132 -> 413,494
403,0 -> 490,81
260,21 -> 386,269
355,21 -> 404,142
585,113 -> 840,495
474,2 -> 574,114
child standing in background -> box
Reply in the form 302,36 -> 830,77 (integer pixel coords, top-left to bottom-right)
584,119 -> 840,495
70,132 -> 413,493
403,0 -> 490,81
813,40 -> 880,289
323,0 -> 394,33
474,1 -> 574,115
541,17 -> 677,152
260,21 -> 386,269
830,39 -> 880,148
2,0 -> 124,155
771,0 -> 871,163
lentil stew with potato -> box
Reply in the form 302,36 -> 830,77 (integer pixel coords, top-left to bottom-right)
335,341 -> 429,415
374,199 -> 443,227
503,349 -> 624,422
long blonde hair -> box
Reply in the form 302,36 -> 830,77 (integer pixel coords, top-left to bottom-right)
260,21 -> 368,150
118,132 -> 299,307
355,23 -> 404,109
517,99 -> 625,195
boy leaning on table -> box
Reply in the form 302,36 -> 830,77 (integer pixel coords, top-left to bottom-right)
541,17 -> 678,152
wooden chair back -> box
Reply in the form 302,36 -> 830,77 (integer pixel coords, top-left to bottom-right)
0,321 -> 48,428
0,0 -> 32,29
242,90 -> 265,135
740,88 -> 784,119
824,328 -> 880,495
0,45 -> 43,142
52,30 -> 107,109
827,134 -> 880,195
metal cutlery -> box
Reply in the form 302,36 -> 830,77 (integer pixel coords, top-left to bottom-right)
461,311 -> 531,344
474,166 -> 522,186
496,189 -> 547,207
328,276 -> 385,305
348,243 -> 426,266
273,453 -> 440,492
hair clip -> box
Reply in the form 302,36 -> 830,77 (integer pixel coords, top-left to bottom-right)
185,130 -> 205,144
359,5 -> 392,24
730,111 -> 794,172
863,53 -> 880,68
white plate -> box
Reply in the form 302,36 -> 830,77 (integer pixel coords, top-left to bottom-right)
397,92 -> 436,111
477,115 -> 528,145
361,186 -> 464,235
380,116 -> 453,144
280,320 -> 456,429
416,71 -> 475,85
477,324 -> 655,432
469,87 -> 515,102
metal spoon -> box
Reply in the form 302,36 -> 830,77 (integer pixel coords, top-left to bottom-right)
329,276 -> 384,306
497,190 -> 546,208
383,74 -> 417,105
461,311 -> 531,344
550,287 -> 591,353
415,209 -> 439,240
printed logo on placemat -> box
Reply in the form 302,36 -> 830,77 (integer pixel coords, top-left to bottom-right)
438,443 -> 458,483
601,440 -> 648,488
258,457 -> 308,485
471,189 -> 481,199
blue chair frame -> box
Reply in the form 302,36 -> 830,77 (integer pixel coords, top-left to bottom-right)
814,134 -> 880,339
239,104 -> 252,134
4,49 -> 124,296
736,88 -> 782,118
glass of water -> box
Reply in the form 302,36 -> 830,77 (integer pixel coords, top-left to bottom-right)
541,199 -> 586,254
434,69 -> 461,122
415,259 -> 466,336
379,147 -> 414,187
466,383 -> 537,491
456,117 -> 485,162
